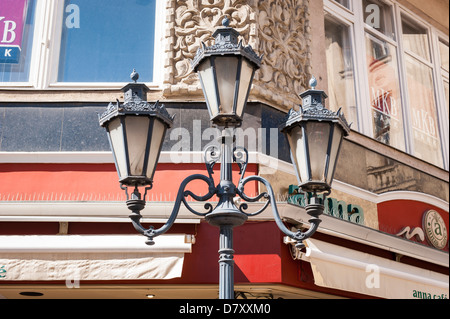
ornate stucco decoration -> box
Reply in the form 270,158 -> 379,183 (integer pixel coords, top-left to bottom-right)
163,0 -> 311,110
252,0 -> 312,109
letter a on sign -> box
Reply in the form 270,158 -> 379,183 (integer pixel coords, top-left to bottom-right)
0,0 -> 29,63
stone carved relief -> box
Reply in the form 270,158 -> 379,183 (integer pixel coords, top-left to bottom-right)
163,0 -> 311,110
253,0 -> 311,108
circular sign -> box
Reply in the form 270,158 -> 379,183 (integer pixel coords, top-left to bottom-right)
422,210 -> 448,250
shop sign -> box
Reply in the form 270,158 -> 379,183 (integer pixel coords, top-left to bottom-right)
0,0 -> 28,63
423,210 -> 448,250
288,185 -> 364,225
412,290 -> 448,299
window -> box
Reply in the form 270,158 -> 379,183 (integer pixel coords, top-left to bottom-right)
404,56 -> 442,166
401,15 -> 442,167
0,0 -> 162,87
439,40 -> 449,73
365,34 -> 405,149
333,0 -> 352,10
325,16 -> 358,128
57,0 -> 157,83
439,39 -> 449,117
324,0 -> 449,169
0,0 -> 36,82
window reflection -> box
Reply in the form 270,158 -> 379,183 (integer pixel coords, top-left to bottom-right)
439,40 -> 449,72
444,81 -> 449,118
58,0 -> 156,82
405,56 -> 443,167
402,17 -> 431,62
333,0 -> 351,10
365,33 -> 405,150
325,17 -> 358,129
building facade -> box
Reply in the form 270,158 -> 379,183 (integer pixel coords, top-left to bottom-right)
0,0 -> 448,299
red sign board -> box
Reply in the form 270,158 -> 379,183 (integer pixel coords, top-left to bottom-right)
378,200 -> 449,252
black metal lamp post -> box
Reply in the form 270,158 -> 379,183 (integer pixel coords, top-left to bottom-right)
99,19 -> 350,299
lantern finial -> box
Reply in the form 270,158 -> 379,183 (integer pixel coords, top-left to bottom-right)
309,75 -> 317,90
222,16 -> 230,27
130,69 -> 139,83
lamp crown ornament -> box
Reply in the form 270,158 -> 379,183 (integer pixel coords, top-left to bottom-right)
283,76 -> 351,134
99,69 -> 174,128
191,16 -> 263,72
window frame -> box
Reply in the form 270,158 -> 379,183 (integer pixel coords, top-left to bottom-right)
324,11 -> 360,131
397,8 -> 446,167
324,0 -> 450,170
432,33 -> 450,167
0,0 -> 165,90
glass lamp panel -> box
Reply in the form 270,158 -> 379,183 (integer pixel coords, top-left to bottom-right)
306,121 -> 331,182
214,56 -> 239,114
325,124 -> 345,184
286,125 -> 309,185
107,117 -> 128,180
124,116 -> 151,176
235,59 -> 254,119
198,59 -> 220,118
145,118 -> 166,180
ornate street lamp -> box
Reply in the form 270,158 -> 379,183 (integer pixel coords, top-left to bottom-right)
281,76 -> 351,240
191,17 -> 262,127
99,72 -> 174,187
99,20 -> 350,299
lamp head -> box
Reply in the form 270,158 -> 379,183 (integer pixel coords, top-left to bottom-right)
192,17 -> 262,127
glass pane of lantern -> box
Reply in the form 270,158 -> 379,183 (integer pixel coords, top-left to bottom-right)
326,124 -> 344,184
287,125 -> 309,184
198,59 -> 220,118
214,56 -> 239,114
145,118 -> 166,180
306,121 -> 330,182
125,116 -> 151,176
235,59 -> 254,119
108,117 -> 128,179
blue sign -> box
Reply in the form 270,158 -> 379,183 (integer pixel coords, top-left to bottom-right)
0,46 -> 20,63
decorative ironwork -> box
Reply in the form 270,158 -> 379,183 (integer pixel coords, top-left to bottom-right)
124,131 -> 324,249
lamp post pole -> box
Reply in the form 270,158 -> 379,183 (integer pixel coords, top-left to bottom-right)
217,129 -> 238,300
205,128 -> 247,299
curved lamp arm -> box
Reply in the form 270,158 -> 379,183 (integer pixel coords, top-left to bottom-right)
128,174 -> 216,245
237,175 -> 324,248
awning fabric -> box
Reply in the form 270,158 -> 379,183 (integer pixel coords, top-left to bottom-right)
304,239 -> 449,299
0,235 -> 193,281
